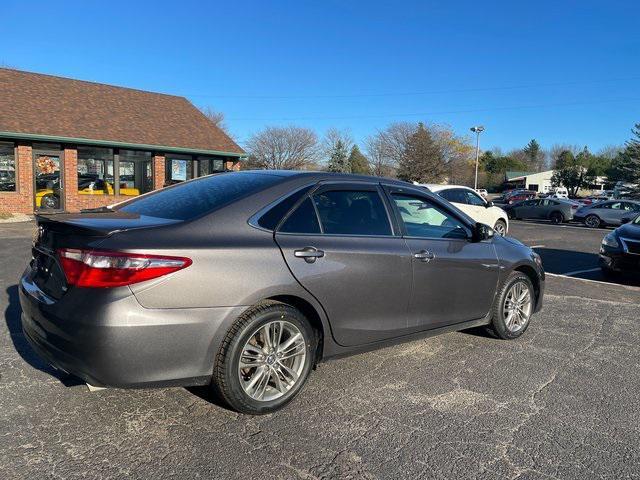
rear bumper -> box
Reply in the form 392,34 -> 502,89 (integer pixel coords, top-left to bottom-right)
19,272 -> 246,388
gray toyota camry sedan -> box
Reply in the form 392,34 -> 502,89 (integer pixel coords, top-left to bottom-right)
20,171 -> 544,414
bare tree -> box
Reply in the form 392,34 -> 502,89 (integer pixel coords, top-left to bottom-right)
245,126 -> 320,170
364,134 -> 395,177
363,122 -> 415,177
201,107 -> 231,136
321,128 -> 354,160
548,144 -> 581,169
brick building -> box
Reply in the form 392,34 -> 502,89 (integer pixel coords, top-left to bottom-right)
0,68 -> 245,213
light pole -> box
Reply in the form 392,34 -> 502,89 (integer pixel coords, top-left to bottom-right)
470,126 -> 485,190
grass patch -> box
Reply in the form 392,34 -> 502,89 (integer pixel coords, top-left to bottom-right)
0,212 -> 14,220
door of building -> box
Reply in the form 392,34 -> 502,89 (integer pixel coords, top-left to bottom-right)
33,148 -> 64,211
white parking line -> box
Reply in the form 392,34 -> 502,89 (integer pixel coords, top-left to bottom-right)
546,272 -> 640,291
511,220 -> 614,232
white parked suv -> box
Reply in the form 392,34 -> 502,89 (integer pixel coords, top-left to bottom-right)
418,184 -> 509,235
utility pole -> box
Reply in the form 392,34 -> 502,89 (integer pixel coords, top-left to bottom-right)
470,126 -> 485,190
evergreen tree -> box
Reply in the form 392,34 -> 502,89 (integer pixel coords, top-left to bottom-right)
620,123 -> 640,184
348,145 -> 370,174
397,123 -> 445,183
523,139 -> 544,170
327,139 -> 350,173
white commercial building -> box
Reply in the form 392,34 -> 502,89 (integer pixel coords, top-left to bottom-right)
505,170 -> 607,194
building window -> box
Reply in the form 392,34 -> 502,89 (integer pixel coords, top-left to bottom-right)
77,147 -> 114,195
197,156 -> 225,177
165,155 -> 194,185
119,149 -> 153,196
0,142 -> 16,192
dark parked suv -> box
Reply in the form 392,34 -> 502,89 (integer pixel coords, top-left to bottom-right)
20,171 -> 544,414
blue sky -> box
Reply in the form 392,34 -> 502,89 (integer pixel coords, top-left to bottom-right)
3,0 -> 639,153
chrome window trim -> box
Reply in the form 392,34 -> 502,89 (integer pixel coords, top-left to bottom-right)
620,237 -> 640,255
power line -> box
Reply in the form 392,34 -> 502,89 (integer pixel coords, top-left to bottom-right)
185,76 -> 640,100
227,97 -> 640,122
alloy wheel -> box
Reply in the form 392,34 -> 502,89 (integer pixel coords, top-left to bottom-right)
494,221 -> 507,236
238,320 -> 307,402
585,215 -> 600,228
502,281 -> 532,333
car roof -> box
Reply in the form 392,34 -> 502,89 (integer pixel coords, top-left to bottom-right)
422,184 -> 475,193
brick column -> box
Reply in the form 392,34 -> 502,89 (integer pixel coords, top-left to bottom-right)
63,147 -> 78,212
153,155 -> 165,189
17,144 -> 34,203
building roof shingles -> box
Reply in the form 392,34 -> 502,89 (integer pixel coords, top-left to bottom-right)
0,68 -> 244,155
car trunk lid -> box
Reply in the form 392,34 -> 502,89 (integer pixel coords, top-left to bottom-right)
30,211 -> 180,300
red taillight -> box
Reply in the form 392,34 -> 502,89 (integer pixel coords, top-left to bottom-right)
58,248 -> 192,288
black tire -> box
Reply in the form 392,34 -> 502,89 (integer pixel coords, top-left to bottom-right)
507,210 -> 515,220
550,211 -> 564,224
600,265 -> 619,278
486,271 -> 535,340
494,219 -> 507,236
40,193 -> 60,209
584,214 -> 601,228
211,302 -> 317,415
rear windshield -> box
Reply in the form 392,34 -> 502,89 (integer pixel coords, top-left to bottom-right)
115,172 -> 283,221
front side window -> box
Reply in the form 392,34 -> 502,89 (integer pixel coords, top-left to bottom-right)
392,194 -> 469,239
0,142 -> 16,192
464,190 -> 486,206
118,150 -> 153,196
312,190 -> 391,236
77,147 -> 114,194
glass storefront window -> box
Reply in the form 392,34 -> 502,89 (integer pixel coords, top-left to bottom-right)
119,150 -> 153,196
0,142 -> 16,192
77,147 -> 114,195
197,156 -> 225,177
165,155 -> 193,185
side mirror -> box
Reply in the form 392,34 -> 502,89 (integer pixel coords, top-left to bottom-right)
485,200 -> 494,208
473,222 -> 494,242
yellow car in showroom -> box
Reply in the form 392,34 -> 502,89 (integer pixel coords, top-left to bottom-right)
35,177 -> 139,209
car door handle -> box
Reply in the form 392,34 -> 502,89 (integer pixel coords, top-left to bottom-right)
413,250 -> 435,262
294,247 -> 325,263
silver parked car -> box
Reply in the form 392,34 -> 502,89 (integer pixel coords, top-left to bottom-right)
575,200 -> 640,228
20,171 -> 544,414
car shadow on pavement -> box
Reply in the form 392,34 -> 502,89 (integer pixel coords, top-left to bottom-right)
534,247 -> 600,275
534,247 -> 640,287
4,285 -> 84,386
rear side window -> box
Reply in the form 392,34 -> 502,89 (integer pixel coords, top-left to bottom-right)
279,197 -> 321,234
257,185 -> 314,230
439,189 -> 467,204
313,190 -> 391,236
116,172 -> 282,220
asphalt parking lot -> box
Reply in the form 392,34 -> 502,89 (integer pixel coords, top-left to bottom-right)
1,220 -> 639,479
